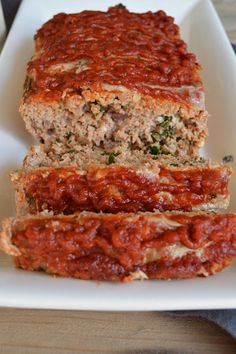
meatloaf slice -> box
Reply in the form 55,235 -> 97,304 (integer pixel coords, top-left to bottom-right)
12,144 -> 231,215
20,5 -> 208,158
1,212 -> 236,281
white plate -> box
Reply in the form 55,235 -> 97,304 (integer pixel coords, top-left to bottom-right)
0,0 -> 236,311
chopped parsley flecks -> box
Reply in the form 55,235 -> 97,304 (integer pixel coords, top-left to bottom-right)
108,153 -> 116,164
161,115 -> 172,123
25,193 -> 35,206
162,126 -> 175,138
151,132 -> 161,142
160,116 -> 175,138
152,116 -> 175,143
99,105 -> 107,113
122,104 -> 129,111
161,150 -> 178,158
64,131 -> 74,140
102,151 -> 120,165
149,145 -> 160,156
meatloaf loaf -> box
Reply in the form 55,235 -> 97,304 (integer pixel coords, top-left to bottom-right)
1,212 -> 236,281
20,5 -> 208,158
13,144 -> 232,215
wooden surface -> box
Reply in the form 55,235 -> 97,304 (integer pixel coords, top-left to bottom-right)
0,308 -> 235,354
0,1 -> 236,353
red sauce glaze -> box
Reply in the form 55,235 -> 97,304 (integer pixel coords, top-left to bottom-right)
27,6 -> 202,102
24,171 -> 94,214
11,213 -> 236,281
21,165 -> 231,214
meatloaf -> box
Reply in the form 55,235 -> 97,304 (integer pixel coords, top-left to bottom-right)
1,212 -> 236,281
13,144 -> 232,215
19,5 -> 208,158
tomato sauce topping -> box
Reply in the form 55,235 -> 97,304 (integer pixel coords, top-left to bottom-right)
12,213 -> 236,280
21,165 -> 230,214
27,6 -> 202,102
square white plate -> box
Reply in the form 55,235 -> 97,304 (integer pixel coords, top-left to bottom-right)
0,0 -> 236,311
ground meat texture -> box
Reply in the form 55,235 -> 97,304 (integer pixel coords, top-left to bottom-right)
20,6 -> 208,157
12,163 -> 231,215
1,212 -> 236,281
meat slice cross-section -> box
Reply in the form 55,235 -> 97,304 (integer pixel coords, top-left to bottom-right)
1,212 -> 236,281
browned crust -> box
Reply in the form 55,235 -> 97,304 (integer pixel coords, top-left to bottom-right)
12,254 -> 234,281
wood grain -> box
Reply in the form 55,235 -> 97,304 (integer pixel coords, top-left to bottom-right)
0,1 -> 236,353
0,308 -> 235,354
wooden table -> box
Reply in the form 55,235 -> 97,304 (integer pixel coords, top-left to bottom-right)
0,1 -> 236,353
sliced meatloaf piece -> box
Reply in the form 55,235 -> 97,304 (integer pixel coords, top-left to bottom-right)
20,5 -> 208,158
1,212 -> 236,281
12,144 -> 231,215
